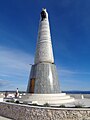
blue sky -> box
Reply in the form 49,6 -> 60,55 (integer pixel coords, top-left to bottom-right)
0,0 -> 90,91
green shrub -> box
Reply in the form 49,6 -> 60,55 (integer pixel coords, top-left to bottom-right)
59,104 -> 66,108
74,102 -> 84,108
10,101 -> 14,103
43,103 -> 50,107
32,103 -> 38,106
6,100 -> 14,103
74,104 -> 83,108
15,100 -> 20,104
6,100 -> 10,102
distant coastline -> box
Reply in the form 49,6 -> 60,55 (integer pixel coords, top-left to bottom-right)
0,90 -> 90,94
63,91 -> 90,94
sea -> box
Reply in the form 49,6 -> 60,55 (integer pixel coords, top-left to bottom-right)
0,90 -> 90,94
63,91 -> 90,94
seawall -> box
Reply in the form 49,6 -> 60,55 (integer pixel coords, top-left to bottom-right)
0,102 -> 90,120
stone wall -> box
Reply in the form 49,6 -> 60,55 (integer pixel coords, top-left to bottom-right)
0,102 -> 90,120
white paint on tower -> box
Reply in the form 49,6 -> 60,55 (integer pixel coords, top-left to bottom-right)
34,9 -> 54,64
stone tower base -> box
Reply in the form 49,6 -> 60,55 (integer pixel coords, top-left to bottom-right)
27,62 -> 60,94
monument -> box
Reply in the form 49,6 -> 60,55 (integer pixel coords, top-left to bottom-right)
22,8 -> 74,105
27,8 -> 60,94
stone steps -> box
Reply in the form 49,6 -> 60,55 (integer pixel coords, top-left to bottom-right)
21,95 -> 71,100
37,98 -> 75,104
19,93 -> 75,105
26,93 -> 67,96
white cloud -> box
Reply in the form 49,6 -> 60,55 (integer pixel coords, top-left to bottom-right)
57,67 -> 90,91
0,46 -> 34,77
58,67 -> 90,76
0,79 -> 10,86
0,46 -> 34,91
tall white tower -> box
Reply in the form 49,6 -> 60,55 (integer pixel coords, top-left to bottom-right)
27,8 -> 60,93
34,8 -> 54,64
25,9 -> 74,105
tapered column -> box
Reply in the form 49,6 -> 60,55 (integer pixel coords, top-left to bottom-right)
27,9 -> 60,93
34,9 -> 54,64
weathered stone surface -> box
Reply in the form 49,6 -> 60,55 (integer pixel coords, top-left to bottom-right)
27,9 -> 60,94
0,102 -> 90,120
27,63 -> 60,94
